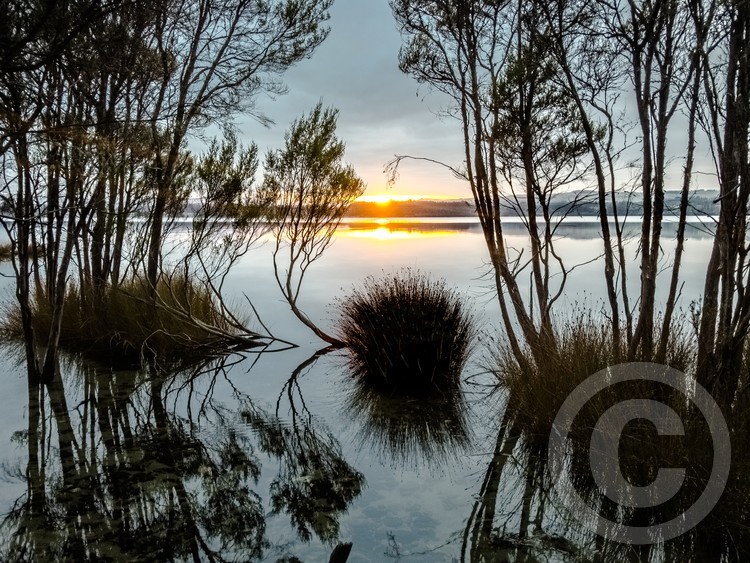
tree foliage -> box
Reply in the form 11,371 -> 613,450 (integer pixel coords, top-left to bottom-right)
0,0 -> 334,379
263,103 -> 365,345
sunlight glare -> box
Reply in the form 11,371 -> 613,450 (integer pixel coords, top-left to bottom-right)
355,193 -> 424,204
337,225 -> 458,241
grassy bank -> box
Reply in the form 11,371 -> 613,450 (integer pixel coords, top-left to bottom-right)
1,277 -> 254,368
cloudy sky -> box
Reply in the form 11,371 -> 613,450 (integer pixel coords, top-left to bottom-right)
241,0 -> 719,202
246,0 -> 466,201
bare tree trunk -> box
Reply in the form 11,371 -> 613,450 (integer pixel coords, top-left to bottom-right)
658,49 -> 702,361
696,0 -> 750,409
12,135 -> 42,383
551,52 -> 622,348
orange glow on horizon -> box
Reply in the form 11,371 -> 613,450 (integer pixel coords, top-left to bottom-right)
355,194 -> 416,204
354,193 -> 460,204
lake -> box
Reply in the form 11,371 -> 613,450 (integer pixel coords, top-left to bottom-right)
0,218 -> 718,561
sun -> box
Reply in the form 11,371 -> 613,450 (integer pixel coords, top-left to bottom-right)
355,193 -> 423,205
357,193 -> 393,205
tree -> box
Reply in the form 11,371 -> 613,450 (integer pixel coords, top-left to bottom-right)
388,1 -> 750,559
390,0 -> 596,365
694,0 -> 750,408
152,132 -> 273,347
0,0 -> 334,381
0,0 -> 131,383
143,0 -> 333,296
262,103 -> 365,346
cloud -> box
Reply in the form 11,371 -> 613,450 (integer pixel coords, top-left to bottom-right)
241,0 -> 466,197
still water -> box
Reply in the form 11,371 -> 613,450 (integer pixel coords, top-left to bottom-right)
0,219 -> 719,561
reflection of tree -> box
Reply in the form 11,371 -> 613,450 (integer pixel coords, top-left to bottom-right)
462,395 -> 750,562
242,349 -> 365,544
0,347 -> 366,561
344,376 -> 471,468
1,358 -> 258,561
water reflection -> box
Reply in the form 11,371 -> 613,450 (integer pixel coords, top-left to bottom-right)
337,219 -> 481,240
462,382 -> 750,562
0,360 -> 269,561
241,351 -> 365,544
0,351 -> 365,561
344,379 -> 471,468
342,346 -> 471,469
334,218 -> 716,242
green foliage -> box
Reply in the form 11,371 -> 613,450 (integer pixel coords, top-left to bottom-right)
339,269 -> 474,394
192,132 -> 263,229
262,103 -> 365,344
262,102 -> 366,240
0,277 -> 243,368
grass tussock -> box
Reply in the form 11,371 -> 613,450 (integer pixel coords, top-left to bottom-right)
1,277 -> 245,368
493,316 -> 750,557
494,313 -> 695,444
338,269 -> 474,394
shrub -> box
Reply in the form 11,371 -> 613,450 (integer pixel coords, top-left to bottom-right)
338,269 -> 474,394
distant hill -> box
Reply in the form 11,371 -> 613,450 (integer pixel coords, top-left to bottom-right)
345,190 -> 720,218
346,199 -> 476,217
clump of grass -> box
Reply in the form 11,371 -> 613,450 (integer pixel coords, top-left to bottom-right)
1,276 -> 249,368
488,314 -> 750,559
493,317 -> 619,446
338,269 -> 474,394
494,313 -> 696,445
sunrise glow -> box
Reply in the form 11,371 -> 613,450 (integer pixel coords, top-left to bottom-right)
354,192 -> 465,205
355,193 -> 424,205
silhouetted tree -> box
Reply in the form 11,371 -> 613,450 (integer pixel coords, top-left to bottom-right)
262,103 -> 365,345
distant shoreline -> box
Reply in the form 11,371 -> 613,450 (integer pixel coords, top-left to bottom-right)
346,191 -> 720,218
346,199 -> 476,218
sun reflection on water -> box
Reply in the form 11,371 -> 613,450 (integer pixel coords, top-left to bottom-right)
338,227 -> 460,240
336,220 -> 474,241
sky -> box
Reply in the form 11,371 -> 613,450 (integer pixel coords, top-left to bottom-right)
245,0 -> 466,201
241,0 -> 719,202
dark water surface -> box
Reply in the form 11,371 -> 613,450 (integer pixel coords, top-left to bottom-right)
1,220 -> 731,561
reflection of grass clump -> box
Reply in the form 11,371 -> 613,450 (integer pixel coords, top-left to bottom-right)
346,379 -> 470,467
1,277 -> 248,368
0,243 -> 11,261
339,269 -> 474,393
